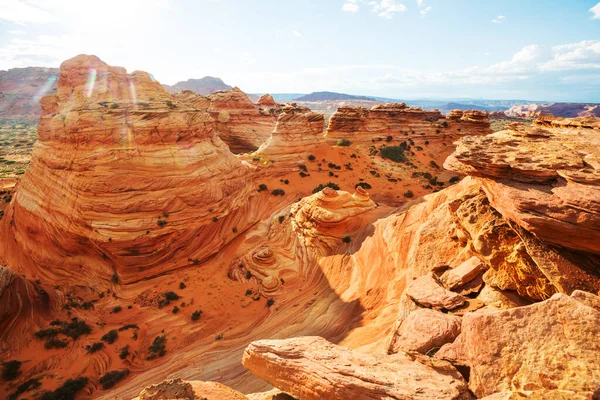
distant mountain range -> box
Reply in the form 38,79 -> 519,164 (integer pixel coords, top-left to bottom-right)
293,91 -> 377,102
162,76 -> 232,95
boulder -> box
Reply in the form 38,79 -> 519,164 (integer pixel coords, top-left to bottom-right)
406,273 -> 466,310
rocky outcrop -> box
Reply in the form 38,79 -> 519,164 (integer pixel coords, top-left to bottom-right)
405,273 -> 466,310
255,104 -> 325,159
436,291 -> 600,398
505,102 -> 600,119
0,67 -> 59,123
257,94 -> 277,107
325,103 -> 491,142
133,378 -> 248,400
207,87 -> 280,152
0,55 -> 265,286
445,121 -> 600,256
162,76 -> 232,95
243,336 -> 470,400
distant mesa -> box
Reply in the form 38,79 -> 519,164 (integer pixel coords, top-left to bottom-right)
162,76 -> 232,95
505,102 -> 600,118
294,91 -> 377,102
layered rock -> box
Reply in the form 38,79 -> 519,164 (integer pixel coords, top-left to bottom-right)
436,291 -> 600,398
325,103 -> 491,142
505,102 -> 600,119
445,121 -> 600,256
255,104 -> 325,159
207,87 -> 280,152
133,378 -> 248,400
257,94 -> 277,107
243,336 -> 470,400
0,67 -> 59,123
0,55 -> 264,286
162,76 -> 232,95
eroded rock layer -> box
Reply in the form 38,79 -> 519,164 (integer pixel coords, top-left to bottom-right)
0,55 -> 264,286
325,103 -> 491,142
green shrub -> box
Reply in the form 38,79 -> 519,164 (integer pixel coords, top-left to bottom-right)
342,236 -> 351,243
7,377 -> 41,400
119,345 -> 130,360
404,190 -> 414,198
110,103 -> 118,109
99,369 -> 129,389
86,342 -> 104,353
40,377 -> 88,400
157,219 -> 167,227
312,182 -> 339,194
112,306 -> 122,314
118,324 -> 139,332
380,146 -> 407,163
278,215 -> 285,224
307,154 -> 316,161
1,360 -> 21,381
257,184 -> 268,192
172,306 -> 179,314
336,139 -> 351,146
449,176 -> 460,183
45,338 -> 68,349
271,189 -> 285,196
355,182 -> 372,190
191,310 -> 203,321
147,335 -> 167,359
266,298 -> 275,307
179,282 -> 186,290
101,330 -> 118,344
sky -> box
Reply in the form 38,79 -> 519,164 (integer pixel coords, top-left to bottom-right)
1,0 -> 600,102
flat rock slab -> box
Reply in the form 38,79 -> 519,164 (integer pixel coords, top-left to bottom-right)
442,256 -> 488,289
406,272 -> 466,310
436,291 -> 600,398
243,336 -> 470,400
387,308 -> 462,355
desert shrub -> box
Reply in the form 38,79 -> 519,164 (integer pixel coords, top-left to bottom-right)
99,369 -> 129,390
119,345 -> 130,360
112,306 -> 122,314
278,215 -> 285,224
429,176 -> 438,186
312,182 -> 340,194
111,274 -> 119,283
441,121 -> 448,128
8,377 -> 41,400
342,236 -> 351,243
191,310 -> 203,321
266,298 -> 275,307
109,103 -> 118,109
299,171 -> 310,177
45,338 -> 68,349
146,335 -> 167,359
355,182 -> 372,190
212,217 -> 218,222
215,334 -> 224,340
328,171 -> 334,177
156,219 -> 167,227
86,342 -> 104,353
179,282 -> 186,290
118,324 -> 139,332
257,183 -> 268,192
307,154 -> 316,161
35,327 -> 61,339
386,135 -> 393,142
429,160 -> 440,169
61,319 -> 92,339
2,360 -> 21,381
271,189 -> 285,196
449,176 -> 460,183
404,190 -> 414,198
172,306 -> 180,314
40,377 -> 88,400
166,100 -> 176,109
298,164 -> 307,172
380,146 -> 407,163
101,330 -> 118,344
336,139 -> 351,146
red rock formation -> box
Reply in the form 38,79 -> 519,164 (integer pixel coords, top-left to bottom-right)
0,55 -> 266,286
0,67 -> 58,123
256,94 -> 276,107
133,378 -> 248,400
255,104 -> 324,159
505,102 -> 600,119
243,336 -> 470,400
325,103 -> 491,142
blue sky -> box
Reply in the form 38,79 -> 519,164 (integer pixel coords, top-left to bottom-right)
1,0 -> 600,101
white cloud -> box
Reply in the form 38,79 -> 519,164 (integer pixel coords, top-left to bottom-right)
0,0 -> 56,24
590,2 -> 600,19
417,0 -> 423,7
492,15 -> 505,23
417,0 -> 431,16
292,30 -> 302,37
342,0 -> 360,12
420,6 -> 432,16
370,0 -> 407,19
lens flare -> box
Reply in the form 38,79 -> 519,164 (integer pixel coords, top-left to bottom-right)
33,76 -> 57,102
129,79 -> 137,104
84,68 -> 97,98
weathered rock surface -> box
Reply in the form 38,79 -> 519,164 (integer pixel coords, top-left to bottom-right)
436,291 -> 600,397
441,256 -> 488,289
243,336 -> 470,400
133,378 -> 248,400
480,390 -> 590,400
162,76 -> 232,95
255,104 -> 325,159
325,103 -> 491,142
0,55 -> 266,286
406,273 -> 466,310
505,102 -> 600,119
257,94 -> 277,107
387,308 -> 462,355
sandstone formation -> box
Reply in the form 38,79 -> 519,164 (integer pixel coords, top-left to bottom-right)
325,103 -> 491,142
134,378 -> 248,400
405,273 -> 466,310
207,87 -> 280,152
0,67 -> 58,123
0,55 -> 267,286
505,102 -> 600,118
242,336 -> 470,400
257,94 -> 277,107
437,291 -> 600,398
162,76 -> 232,95
255,104 -> 324,159
386,308 -> 462,355
441,256 -> 488,290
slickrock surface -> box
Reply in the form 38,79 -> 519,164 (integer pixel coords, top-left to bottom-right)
325,103 -> 491,142
207,87 -> 280,152
255,104 -> 325,158
437,291 -> 600,397
243,336 -> 470,400
445,121 -> 600,256
387,308 -> 462,355
405,273 -> 466,310
134,378 -> 248,400
480,390 -> 589,400
0,55 -> 264,285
